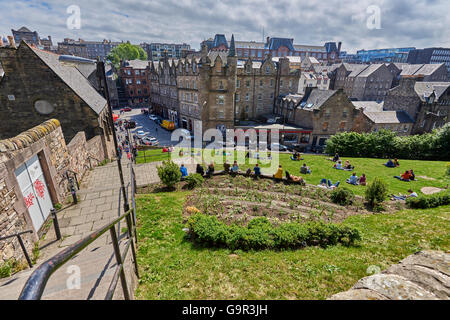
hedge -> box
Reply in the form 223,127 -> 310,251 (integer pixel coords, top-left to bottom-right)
406,190 -> 450,209
325,124 -> 450,160
186,214 -> 361,250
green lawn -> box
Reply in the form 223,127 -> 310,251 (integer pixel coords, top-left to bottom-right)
135,148 -> 171,164
137,147 -> 449,197
134,191 -> 449,300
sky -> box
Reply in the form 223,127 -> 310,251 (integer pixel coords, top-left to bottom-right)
0,0 -> 449,53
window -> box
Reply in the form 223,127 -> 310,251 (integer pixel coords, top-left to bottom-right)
270,93 -> 274,99
259,80 -> 263,88
322,122 -> 328,131
217,109 -> 225,119
280,80 -> 283,87
135,70 -> 140,75
324,109 -> 331,118
217,95 -> 225,105
136,79 -> 141,84
245,93 -> 250,101
266,66 -> 270,74
193,80 -> 197,89
127,70 -> 131,75
219,81 -> 224,90
235,94 -> 240,102
236,80 -> 240,88
270,79 -> 274,87
343,108 -> 348,118
289,80 -> 293,87
179,79 -> 183,87
339,121 -> 346,131
246,80 -> 250,88
258,93 -> 262,100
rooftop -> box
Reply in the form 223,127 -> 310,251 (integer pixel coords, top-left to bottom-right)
364,111 -> 414,124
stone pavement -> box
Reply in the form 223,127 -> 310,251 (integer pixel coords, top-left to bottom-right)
0,157 -> 181,300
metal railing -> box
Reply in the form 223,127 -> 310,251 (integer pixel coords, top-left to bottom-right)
0,230 -> 34,268
18,164 -> 139,300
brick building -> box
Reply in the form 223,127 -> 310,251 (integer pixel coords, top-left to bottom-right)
57,38 -> 123,61
0,41 -> 114,156
119,59 -> 151,107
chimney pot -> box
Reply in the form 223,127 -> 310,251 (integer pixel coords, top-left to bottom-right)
7,36 -> 16,48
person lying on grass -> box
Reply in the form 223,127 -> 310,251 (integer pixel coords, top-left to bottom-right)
346,172 -> 359,185
318,178 -> 340,189
391,189 -> 418,201
286,171 -> 305,184
384,159 -> 395,167
395,170 -> 412,182
300,163 -> 311,174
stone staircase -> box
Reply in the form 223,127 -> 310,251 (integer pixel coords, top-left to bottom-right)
0,159 -> 138,300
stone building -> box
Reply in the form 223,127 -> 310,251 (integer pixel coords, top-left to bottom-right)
0,119 -> 111,264
396,63 -> 448,82
0,41 -> 114,158
275,88 -> 360,147
119,59 -> 151,107
11,27 -> 53,51
57,38 -> 123,61
384,76 -> 450,134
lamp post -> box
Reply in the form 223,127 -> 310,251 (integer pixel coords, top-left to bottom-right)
97,61 -> 130,212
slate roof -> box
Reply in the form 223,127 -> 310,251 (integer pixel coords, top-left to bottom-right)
414,63 -> 445,76
346,64 -> 370,77
357,64 -> 384,77
400,64 -> 426,76
213,34 -> 228,49
351,101 -> 384,112
17,26 -> 32,32
414,82 -> 450,101
208,51 -> 228,66
299,89 -> 337,111
29,44 -> 107,115
364,111 -> 414,124
272,56 -> 302,63
267,38 -> 295,51
124,59 -> 150,69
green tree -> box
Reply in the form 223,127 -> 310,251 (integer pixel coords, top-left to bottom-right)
106,42 -> 148,68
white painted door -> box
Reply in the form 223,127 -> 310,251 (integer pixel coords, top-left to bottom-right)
15,155 -> 53,231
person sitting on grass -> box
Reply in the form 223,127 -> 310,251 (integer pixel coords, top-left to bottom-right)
245,168 -> 252,177
223,161 -> 231,173
409,169 -> 416,181
391,189 -> 418,201
344,160 -> 354,170
196,163 -> 204,176
395,170 -> 411,182
162,146 -> 168,153
334,160 -> 343,170
273,165 -> 283,180
231,161 -> 239,174
346,172 -> 359,185
286,171 -> 305,184
206,162 -> 215,177
290,151 -> 299,161
318,178 -> 340,189
180,164 -> 188,180
384,159 -> 395,167
300,163 -> 311,174
253,163 -> 261,178
358,173 -> 367,186
394,158 -> 400,167
329,153 -> 340,162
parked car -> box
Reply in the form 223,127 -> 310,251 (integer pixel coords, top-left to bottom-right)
310,144 -> 326,154
141,137 -> 159,146
149,114 -> 158,121
136,130 -> 147,138
268,143 -> 290,151
120,107 -> 132,112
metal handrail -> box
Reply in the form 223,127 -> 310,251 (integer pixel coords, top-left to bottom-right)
0,230 -> 34,268
18,209 -> 136,300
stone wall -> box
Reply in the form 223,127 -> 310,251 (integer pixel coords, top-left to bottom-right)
0,119 -> 111,265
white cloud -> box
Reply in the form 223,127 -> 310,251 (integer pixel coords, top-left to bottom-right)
0,0 -> 448,52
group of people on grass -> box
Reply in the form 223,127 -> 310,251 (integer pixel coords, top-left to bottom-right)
384,158 -> 400,168
290,151 -> 304,161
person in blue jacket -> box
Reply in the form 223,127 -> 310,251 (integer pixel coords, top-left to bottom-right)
180,164 -> 188,179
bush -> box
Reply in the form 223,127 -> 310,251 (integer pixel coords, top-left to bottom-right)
365,178 -> 388,207
330,187 -> 355,206
325,123 -> 450,160
446,163 -> 450,176
0,259 -> 13,278
157,160 -> 181,189
187,214 -> 360,250
406,190 -> 450,209
185,173 -> 204,189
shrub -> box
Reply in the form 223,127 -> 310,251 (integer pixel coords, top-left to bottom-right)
330,187 -> 355,206
185,173 -> 204,189
187,214 -> 360,250
446,163 -> 450,176
365,178 -> 388,207
0,259 -> 13,278
157,160 -> 181,189
406,190 -> 450,209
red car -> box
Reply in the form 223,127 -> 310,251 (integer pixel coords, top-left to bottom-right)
120,107 -> 132,112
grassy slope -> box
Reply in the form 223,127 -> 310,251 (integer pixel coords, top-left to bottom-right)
134,191 -> 450,300
136,148 -> 449,197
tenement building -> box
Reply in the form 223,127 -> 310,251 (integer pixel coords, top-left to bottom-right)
119,59 -> 151,107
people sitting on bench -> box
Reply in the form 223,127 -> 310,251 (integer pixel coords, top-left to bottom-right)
273,165 -> 283,180
223,161 -> 231,173
359,173 -> 367,186
394,170 -> 412,182
346,172 -> 359,185
286,171 -> 305,184
253,163 -> 261,178
196,163 -> 204,176
391,189 -> 418,201
206,163 -> 215,177
300,163 -> 311,174
318,178 -> 340,189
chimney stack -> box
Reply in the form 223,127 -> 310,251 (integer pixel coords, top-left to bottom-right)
7,36 -> 16,48
337,42 -> 342,54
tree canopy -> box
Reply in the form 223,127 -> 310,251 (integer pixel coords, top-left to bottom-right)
106,42 -> 147,68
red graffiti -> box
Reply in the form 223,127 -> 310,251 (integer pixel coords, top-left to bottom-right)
34,179 -> 46,199
24,193 -> 35,208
